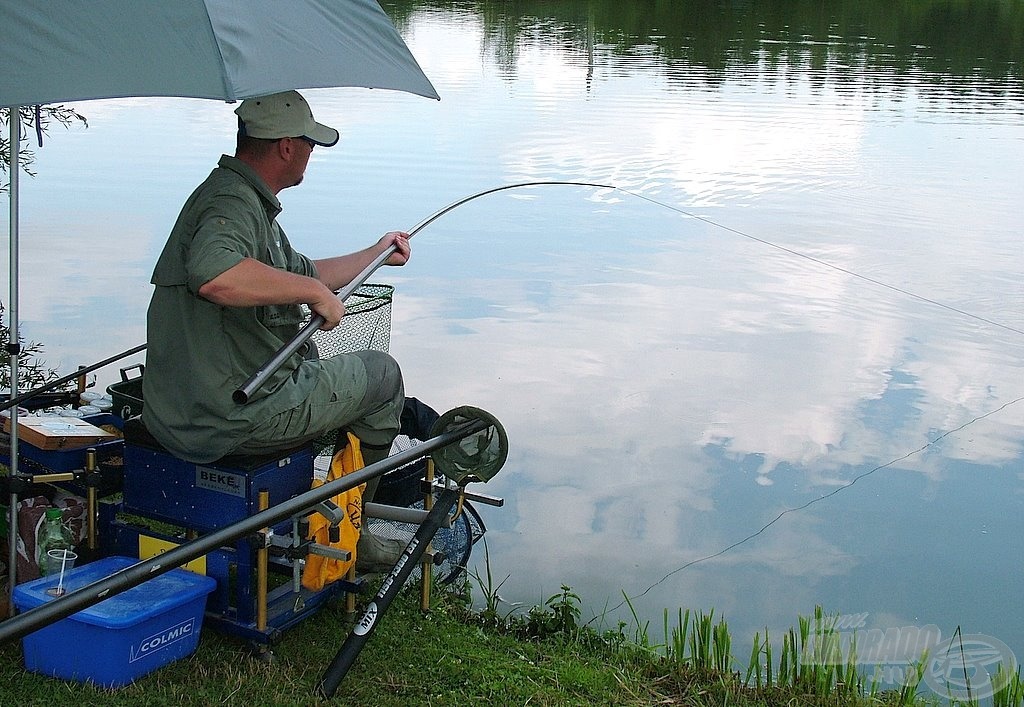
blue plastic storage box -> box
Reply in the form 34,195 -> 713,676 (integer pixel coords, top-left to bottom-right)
12,556 -> 216,687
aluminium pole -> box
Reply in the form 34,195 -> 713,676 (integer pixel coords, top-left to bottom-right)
6,112 -> 21,616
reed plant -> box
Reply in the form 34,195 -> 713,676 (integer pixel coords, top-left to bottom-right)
774,605 -> 865,698
461,554 -> 1024,706
745,627 -> 773,688
624,601 -> 1024,706
993,664 -> 1024,707
895,653 -> 928,705
464,538 -> 519,628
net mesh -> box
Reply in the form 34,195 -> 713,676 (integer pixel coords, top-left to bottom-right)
365,497 -> 486,586
429,406 -> 508,484
309,284 -> 394,457
311,283 -> 394,357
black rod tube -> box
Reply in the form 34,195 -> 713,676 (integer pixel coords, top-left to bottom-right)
318,487 -> 461,698
0,419 -> 485,646
0,343 -> 147,413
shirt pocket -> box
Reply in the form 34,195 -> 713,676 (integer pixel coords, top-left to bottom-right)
261,303 -> 307,330
264,226 -> 290,270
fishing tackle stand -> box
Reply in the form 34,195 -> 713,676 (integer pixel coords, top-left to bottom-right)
3,408 -> 505,651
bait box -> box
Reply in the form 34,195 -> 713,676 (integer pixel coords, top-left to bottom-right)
12,555 -> 216,687
106,376 -> 143,420
14,414 -> 124,473
4,415 -> 116,450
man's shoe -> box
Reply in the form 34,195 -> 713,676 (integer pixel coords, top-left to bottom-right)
356,532 -> 406,574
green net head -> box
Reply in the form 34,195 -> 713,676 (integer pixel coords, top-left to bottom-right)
429,406 -> 508,484
311,283 -> 394,356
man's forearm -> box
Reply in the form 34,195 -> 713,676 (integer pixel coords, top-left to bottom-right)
198,257 -> 331,307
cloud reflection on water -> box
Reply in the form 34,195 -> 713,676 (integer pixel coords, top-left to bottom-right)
387,180 -> 1023,645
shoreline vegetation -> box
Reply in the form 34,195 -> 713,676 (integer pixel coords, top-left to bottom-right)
1,560 -> 1022,706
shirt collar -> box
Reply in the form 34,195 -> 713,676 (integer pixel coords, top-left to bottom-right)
217,154 -> 283,219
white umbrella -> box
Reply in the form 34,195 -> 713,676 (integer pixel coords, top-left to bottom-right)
0,0 -> 438,602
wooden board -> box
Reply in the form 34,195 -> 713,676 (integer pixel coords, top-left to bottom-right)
3,416 -> 117,450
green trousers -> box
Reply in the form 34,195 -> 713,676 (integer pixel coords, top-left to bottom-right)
232,349 -> 404,500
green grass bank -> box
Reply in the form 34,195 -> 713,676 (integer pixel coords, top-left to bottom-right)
2,573 -> 1022,706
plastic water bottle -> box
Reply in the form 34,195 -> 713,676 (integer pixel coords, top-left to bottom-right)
36,508 -> 73,576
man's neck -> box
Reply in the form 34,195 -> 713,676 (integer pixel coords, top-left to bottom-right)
234,152 -> 286,195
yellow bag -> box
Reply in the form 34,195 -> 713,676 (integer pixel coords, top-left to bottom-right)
301,433 -> 364,591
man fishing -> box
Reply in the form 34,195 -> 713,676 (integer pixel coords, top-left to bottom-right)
142,90 -> 410,566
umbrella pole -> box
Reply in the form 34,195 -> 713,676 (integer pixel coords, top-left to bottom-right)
6,111 -> 22,614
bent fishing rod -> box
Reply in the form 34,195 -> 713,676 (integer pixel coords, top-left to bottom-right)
233,181 -> 614,404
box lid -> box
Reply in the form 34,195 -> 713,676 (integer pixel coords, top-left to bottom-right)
3,415 -> 117,450
13,556 -> 216,629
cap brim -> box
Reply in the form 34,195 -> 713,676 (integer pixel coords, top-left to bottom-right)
306,121 -> 340,147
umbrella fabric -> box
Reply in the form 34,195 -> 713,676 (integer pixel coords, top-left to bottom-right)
0,0 -> 439,107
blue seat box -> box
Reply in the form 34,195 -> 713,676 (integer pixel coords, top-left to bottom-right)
12,556 -> 216,687
122,434 -> 313,532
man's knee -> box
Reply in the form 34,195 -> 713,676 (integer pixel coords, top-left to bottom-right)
353,350 -> 403,407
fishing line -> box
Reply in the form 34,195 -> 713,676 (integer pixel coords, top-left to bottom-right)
617,188 -> 1024,339
410,181 -> 1023,619
607,394 -> 1024,615
419,181 -> 1024,339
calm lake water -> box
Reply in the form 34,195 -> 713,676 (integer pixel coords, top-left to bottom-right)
4,0 -> 1024,693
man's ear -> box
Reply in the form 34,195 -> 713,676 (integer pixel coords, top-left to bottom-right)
275,137 -> 294,161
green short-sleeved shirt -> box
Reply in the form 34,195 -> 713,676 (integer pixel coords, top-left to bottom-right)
142,155 -> 320,463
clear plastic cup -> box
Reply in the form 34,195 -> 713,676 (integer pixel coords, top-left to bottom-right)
44,548 -> 77,576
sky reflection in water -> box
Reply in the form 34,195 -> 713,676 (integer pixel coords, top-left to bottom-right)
3,5 -> 1023,670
